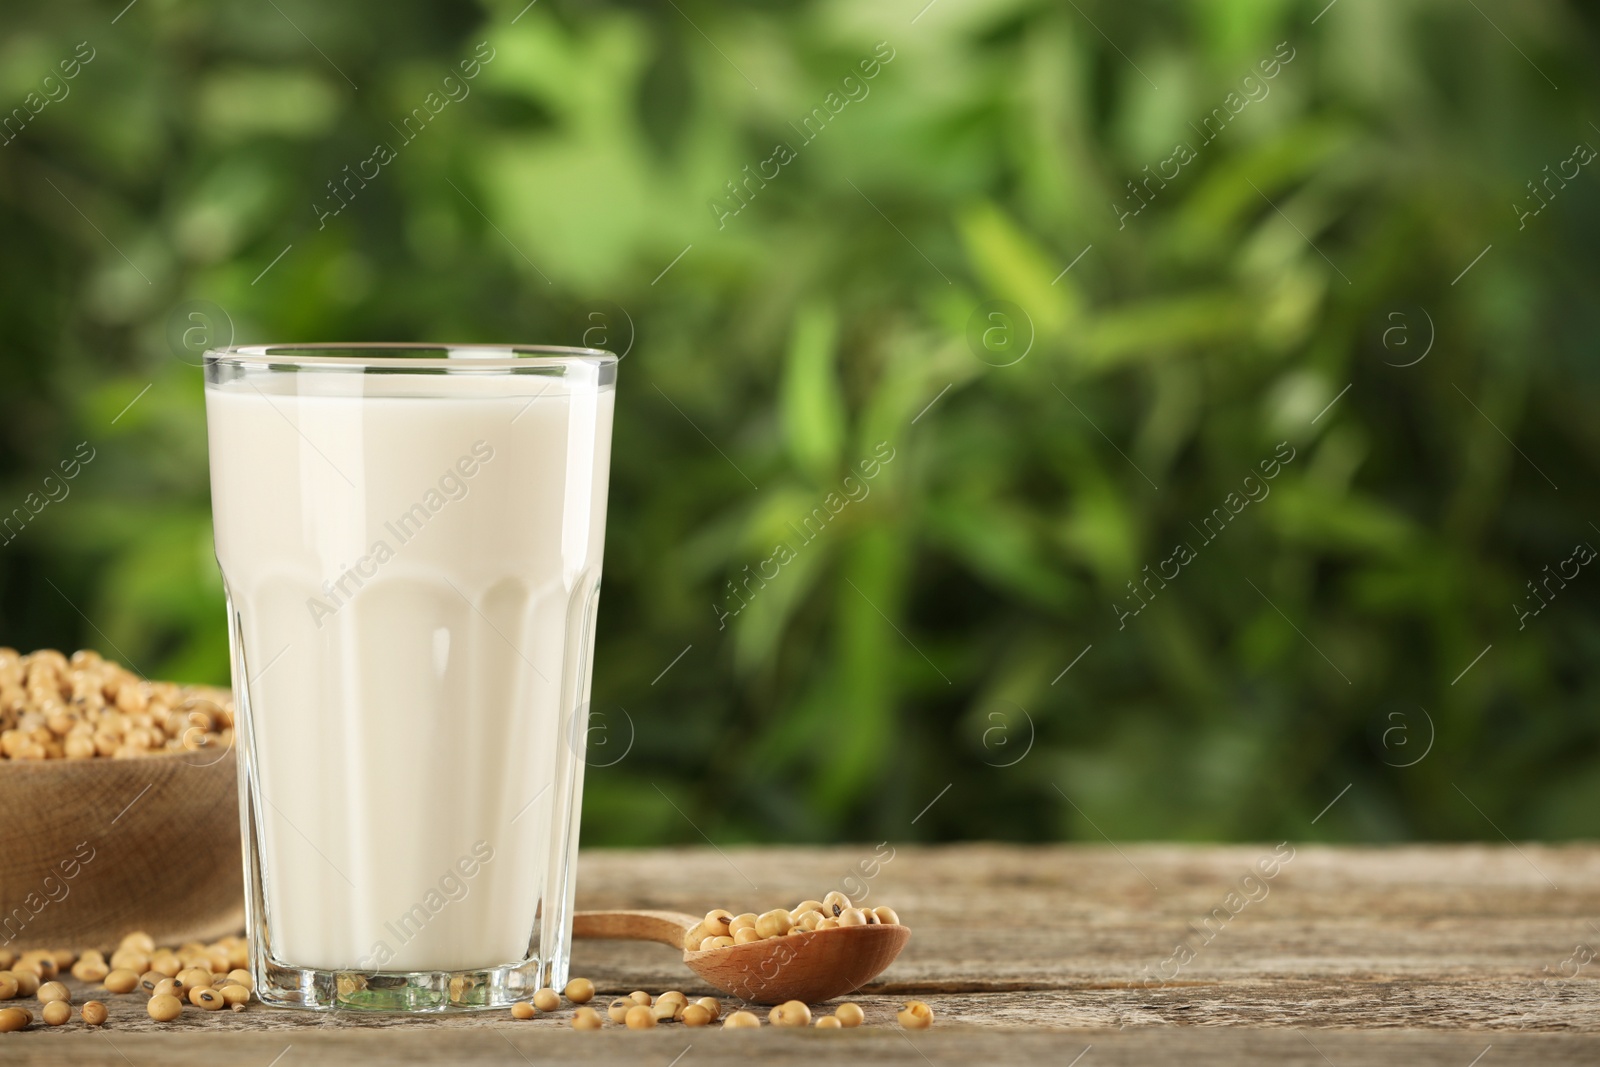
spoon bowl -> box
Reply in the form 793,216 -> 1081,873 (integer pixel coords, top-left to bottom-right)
573,910 -> 910,1004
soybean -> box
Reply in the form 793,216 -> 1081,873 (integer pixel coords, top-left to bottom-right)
119,932 -> 155,955
103,969 -> 140,994
19,954 -> 56,981
754,909 -> 792,939
791,900 -> 824,922
897,1000 -> 934,1029
682,919 -> 722,951
189,986 -> 225,1010
72,954 -> 109,983
768,1000 -> 811,1027
146,994 -> 183,1022
176,968 -> 213,991
108,951 -> 149,975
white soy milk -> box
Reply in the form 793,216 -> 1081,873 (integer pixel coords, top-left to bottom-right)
206,371 -> 613,972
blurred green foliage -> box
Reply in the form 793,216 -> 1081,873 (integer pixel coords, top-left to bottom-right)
1,0 -> 1597,845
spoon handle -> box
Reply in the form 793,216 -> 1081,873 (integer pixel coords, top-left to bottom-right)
572,909 -> 699,949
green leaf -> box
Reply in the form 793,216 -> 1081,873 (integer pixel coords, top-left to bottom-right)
1076,292 -> 1255,369
780,301 -> 846,481
957,201 -> 1079,338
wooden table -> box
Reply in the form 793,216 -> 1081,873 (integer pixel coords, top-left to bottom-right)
9,844 -> 1600,1064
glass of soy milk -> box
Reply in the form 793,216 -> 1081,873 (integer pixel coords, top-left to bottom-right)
203,344 -> 616,1011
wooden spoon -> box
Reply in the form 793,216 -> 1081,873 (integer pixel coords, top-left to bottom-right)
573,910 -> 909,1005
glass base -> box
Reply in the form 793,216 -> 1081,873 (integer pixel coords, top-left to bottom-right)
257,957 -> 550,1012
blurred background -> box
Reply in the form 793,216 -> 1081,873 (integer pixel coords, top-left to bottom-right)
1,0 -> 1596,846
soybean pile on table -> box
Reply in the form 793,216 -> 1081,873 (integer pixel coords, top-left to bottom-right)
509,980 -> 933,1032
0,931 -> 251,1033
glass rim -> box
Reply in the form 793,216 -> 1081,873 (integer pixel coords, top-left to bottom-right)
205,343 -> 617,371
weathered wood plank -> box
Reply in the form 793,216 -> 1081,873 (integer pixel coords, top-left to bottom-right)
8,1027 -> 1599,1066
2,843 -> 1596,1062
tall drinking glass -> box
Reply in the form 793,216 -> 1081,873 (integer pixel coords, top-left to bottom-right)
203,344 -> 617,1010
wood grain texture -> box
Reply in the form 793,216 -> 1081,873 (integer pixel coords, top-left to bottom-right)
571,908 -> 698,947
2,843 -> 1598,1064
8,1028 -> 1599,1066
0,746 -> 242,952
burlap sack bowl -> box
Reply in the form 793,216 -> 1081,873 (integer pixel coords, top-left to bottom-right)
0,688 -> 243,953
